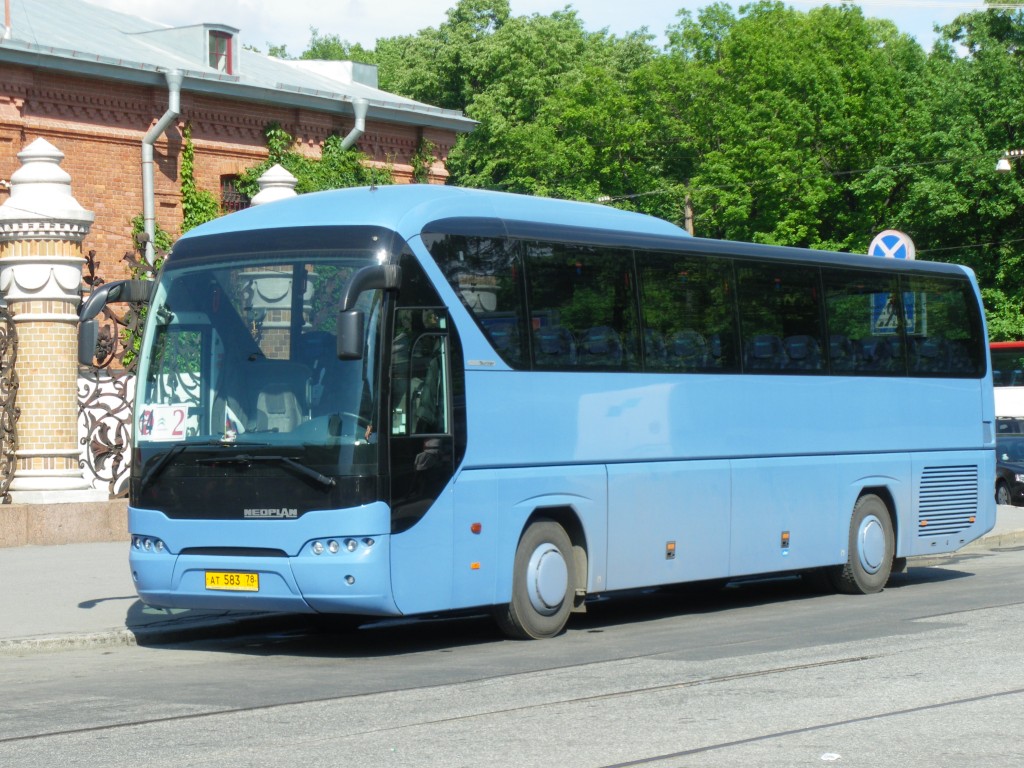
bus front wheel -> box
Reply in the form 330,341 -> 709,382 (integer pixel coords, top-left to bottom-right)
829,494 -> 895,595
494,520 -> 574,640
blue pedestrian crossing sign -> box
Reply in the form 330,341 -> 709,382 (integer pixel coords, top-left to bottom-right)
868,229 -> 915,260
872,291 -> 916,334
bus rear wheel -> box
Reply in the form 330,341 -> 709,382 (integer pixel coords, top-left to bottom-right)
494,519 -> 575,640
829,493 -> 894,595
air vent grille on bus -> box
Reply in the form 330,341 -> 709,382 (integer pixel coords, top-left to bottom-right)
917,465 -> 979,537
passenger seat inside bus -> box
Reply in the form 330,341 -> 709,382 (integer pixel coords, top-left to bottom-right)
253,360 -> 310,433
783,335 -> 822,371
745,334 -> 785,371
215,357 -> 310,434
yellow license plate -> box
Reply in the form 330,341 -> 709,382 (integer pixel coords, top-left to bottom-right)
205,571 -> 259,592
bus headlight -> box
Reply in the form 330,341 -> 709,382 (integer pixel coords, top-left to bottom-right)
310,538 -> 371,555
132,535 -> 167,553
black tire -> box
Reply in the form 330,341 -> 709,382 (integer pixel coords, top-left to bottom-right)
996,482 -> 1012,506
493,520 -> 575,640
885,556 -> 908,587
829,493 -> 895,595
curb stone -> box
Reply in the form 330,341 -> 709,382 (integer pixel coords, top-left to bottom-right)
0,613 -> 305,656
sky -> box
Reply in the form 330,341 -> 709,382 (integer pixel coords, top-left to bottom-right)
77,0 -> 1008,57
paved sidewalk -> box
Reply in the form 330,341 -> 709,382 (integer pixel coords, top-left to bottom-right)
2,506 -> 1024,656
0,541 -> 297,655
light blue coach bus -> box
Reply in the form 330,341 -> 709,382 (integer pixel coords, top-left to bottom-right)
80,185 -> 996,639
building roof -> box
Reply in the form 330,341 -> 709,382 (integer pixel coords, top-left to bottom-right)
0,0 -> 476,133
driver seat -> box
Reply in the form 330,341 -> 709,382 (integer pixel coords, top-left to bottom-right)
252,360 -> 310,433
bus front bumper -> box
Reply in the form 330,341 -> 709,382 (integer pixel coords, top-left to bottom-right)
129,535 -> 401,617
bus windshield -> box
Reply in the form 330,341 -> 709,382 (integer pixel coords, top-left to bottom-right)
133,246 -> 386,516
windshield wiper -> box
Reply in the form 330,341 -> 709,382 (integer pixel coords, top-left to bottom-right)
195,454 -> 337,489
139,440 -> 271,492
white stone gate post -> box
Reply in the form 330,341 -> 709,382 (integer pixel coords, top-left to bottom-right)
0,138 -> 107,503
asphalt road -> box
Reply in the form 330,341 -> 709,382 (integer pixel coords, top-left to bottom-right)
3,546 -> 1024,767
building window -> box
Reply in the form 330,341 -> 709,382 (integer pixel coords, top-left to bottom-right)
221,176 -> 248,213
209,31 -> 232,73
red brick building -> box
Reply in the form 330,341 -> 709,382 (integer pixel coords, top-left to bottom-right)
0,0 -> 475,281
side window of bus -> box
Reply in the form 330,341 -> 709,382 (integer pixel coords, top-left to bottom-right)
736,261 -> 825,373
823,269 -> 905,375
423,232 -> 527,369
902,274 -> 983,377
391,309 -> 450,436
991,346 -> 1024,386
525,242 -> 640,371
637,252 -> 739,372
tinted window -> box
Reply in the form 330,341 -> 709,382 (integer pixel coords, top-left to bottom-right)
424,233 -> 527,369
823,268 -> 904,375
637,252 -> 738,372
525,242 -> 639,371
903,274 -> 984,377
390,309 -> 449,436
992,346 -> 1024,387
426,228 -> 983,380
736,261 -> 825,373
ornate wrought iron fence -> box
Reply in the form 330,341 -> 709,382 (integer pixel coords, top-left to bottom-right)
0,299 -> 19,503
77,248 -> 153,498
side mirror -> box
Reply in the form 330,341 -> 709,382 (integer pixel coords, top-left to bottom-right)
336,310 -> 365,360
78,319 -> 99,366
78,280 -> 154,366
79,279 -> 154,322
336,264 -> 401,360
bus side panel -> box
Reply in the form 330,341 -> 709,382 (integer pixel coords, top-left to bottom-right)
909,449 -> 996,556
729,456 -> 840,577
605,460 -> 731,591
450,468 -> 500,610
389,489 -> 455,616
493,465 -> 608,604
832,454 -> 911,560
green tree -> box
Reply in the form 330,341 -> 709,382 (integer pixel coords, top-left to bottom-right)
300,27 -> 377,64
640,2 -> 930,249
374,0 -> 510,110
895,7 -> 1024,339
439,8 -> 659,201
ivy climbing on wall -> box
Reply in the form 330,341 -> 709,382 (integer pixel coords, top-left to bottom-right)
233,123 -> 393,199
180,122 -> 220,233
410,137 -> 437,184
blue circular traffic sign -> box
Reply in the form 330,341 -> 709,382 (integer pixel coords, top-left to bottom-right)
868,230 -> 915,260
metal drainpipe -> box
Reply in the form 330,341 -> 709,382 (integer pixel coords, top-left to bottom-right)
339,98 -> 368,150
142,69 -> 182,266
